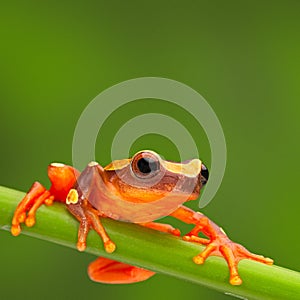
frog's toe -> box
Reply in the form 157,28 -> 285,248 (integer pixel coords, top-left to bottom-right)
193,242 -> 218,265
183,235 -> 210,245
11,224 -> 21,236
219,243 -> 243,285
104,240 -> 116,253
77,240 -> 87,252
140,222 -> 181,237
235,243 -> 274,265
230,275 -> 243,286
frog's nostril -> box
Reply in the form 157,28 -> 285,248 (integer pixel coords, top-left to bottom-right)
200,164 -> 209,185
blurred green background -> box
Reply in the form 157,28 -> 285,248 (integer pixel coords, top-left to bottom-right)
1,1 -> 299,299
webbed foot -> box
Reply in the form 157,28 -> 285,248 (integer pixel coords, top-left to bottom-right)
184,231 -> 273,285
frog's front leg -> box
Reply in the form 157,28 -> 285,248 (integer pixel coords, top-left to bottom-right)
66,190 -> 116,253
171,206 -> 273,285
66,189 -> 157,284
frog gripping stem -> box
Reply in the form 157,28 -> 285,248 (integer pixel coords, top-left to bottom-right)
171,206 -> 273,285
10,151 -> 274,286
66,189 -> 116,254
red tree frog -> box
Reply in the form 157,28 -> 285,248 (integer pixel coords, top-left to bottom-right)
11,150 -> 273,285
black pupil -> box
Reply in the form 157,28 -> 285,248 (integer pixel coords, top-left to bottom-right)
137,157 -> 158,174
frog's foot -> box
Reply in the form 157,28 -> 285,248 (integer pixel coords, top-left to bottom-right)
139,222 -> 181,236
171,207 -> 273,285
11,182 -> 54,236
184,233 -> 273,285
88,257 -> 155,284
66,193 -> 116,253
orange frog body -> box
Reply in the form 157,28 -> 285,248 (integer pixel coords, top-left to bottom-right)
11,150 -> 273,285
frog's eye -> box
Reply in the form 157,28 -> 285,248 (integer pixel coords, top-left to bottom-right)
131,152 -> 161,179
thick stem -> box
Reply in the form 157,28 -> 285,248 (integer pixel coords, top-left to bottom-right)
0,186 -> 299,300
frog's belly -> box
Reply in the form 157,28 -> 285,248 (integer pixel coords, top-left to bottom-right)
88,190 -> 188,223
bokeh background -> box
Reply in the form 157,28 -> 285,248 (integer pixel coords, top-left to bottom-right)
1,1 -> 299,299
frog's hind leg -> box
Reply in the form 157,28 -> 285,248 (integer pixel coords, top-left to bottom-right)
11,182 -> 53,236
11,163 -> 79,236
171,206 -> 273,285
88,257 -> 155,284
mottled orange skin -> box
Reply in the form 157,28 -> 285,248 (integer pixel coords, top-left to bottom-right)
11,150 -> 273,285
72,152 -> 202,223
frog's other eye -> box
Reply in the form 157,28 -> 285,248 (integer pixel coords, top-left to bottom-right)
131,151 -> 161,179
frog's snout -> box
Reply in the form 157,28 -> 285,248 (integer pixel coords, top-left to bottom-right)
200,164 -> 209,185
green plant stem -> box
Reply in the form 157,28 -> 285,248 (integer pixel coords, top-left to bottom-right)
0,186 -> 299,300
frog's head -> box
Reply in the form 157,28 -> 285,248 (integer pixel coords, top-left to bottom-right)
103,150 -> 209,204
